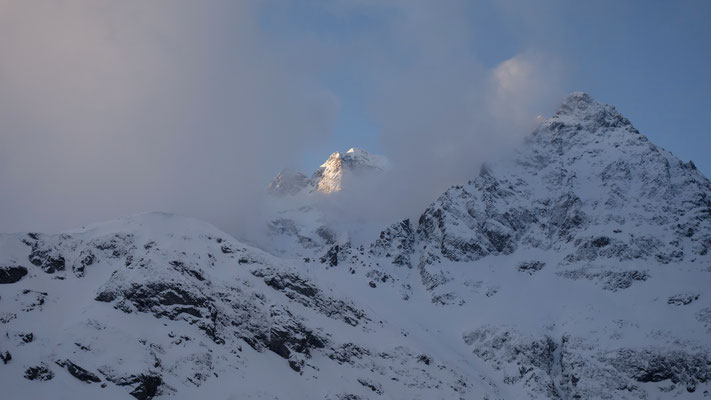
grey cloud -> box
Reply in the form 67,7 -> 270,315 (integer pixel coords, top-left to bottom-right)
0,1 -> 338,236
0,0 -> 563,243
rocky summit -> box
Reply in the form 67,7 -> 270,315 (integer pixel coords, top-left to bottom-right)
2,93 -> 710,399
268,147 -> 388,196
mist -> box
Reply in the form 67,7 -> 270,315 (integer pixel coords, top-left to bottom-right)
0,0 -> 564,243
0,1 -> 337,236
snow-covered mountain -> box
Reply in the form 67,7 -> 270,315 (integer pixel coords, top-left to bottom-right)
311,148 -> 388,194
265,148 -> 389,258
268,148 -> 388,196
2,93 -> 711,399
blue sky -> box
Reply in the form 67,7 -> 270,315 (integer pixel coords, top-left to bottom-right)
259,0 -> 711,175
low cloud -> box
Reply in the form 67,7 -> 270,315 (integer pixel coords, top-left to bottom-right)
0,0 -> 564,244
0,1 -> 337,236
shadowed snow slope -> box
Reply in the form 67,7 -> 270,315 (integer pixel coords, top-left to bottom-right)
2,93 -> 711,399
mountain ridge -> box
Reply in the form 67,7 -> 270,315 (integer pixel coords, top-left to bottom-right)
2,93 -> 710,399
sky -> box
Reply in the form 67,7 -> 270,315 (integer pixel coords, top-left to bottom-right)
0,0 -> 710,236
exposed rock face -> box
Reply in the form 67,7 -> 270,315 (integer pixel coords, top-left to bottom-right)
252,268 -> 370,327
370,219 -> 415,267
24,363 -> 54,381
56,359 -> 102,383
311,148 -> 387,194
0,265 -> 27,284
557,267 -> 650,291
668,293 -> 700,306
128,374 -> 163,400
517,261 -> 545,274
24,234 -> 66,273
464,327 -> 711,399
464,327 -> 560,398
607,348 -> 711,392
102,372 -> 165,400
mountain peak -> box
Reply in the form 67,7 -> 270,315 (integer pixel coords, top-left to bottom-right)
314,148 -> 387,193
267,148 -> 388,196
539,92 -> 636,137
553,91 -> 609,119
320,148 -> 384,167
557,91 -> 595,112
345,147 -> 366,155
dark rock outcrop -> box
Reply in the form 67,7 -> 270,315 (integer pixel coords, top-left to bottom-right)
96,282 -> 210,320
518,261 -> 545,275
105,373 -> 164,400
56,359 -> 102,383
320,244 -> 340,267
24,363 -> 54,381
23,236 -> 66,274
557,268 -> 649,291
668,293 -> 700,306
607,349 -> 711,393
370,219 -> 415,267
253,269 -> 370,327
0,265 -> 28,284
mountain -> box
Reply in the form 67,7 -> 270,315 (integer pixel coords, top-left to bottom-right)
311,148 -> 388,194
0,213 -> 483,400
359,91 -> 711,397
2,93 -> 711,399
265,148 -> 388,258
267,148 -> 388,196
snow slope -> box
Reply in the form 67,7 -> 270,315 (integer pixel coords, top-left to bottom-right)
0,213 -> 492,399
2,93 -> 710,399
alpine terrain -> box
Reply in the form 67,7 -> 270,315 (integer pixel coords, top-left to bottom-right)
266,147 -> 389,258
1,92 -> 710,399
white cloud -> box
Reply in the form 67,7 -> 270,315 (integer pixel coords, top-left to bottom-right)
489,52 -> 565,135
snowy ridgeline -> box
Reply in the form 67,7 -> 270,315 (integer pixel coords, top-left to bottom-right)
2,93 -> 711,399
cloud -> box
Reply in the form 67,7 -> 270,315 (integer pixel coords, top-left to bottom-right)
254,2 -> 566,245
0,1 -> 338,235
327,50 -> 564,236
351,3 -> 565,224
0,0 -> 565,243
490,52 -> 565,136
